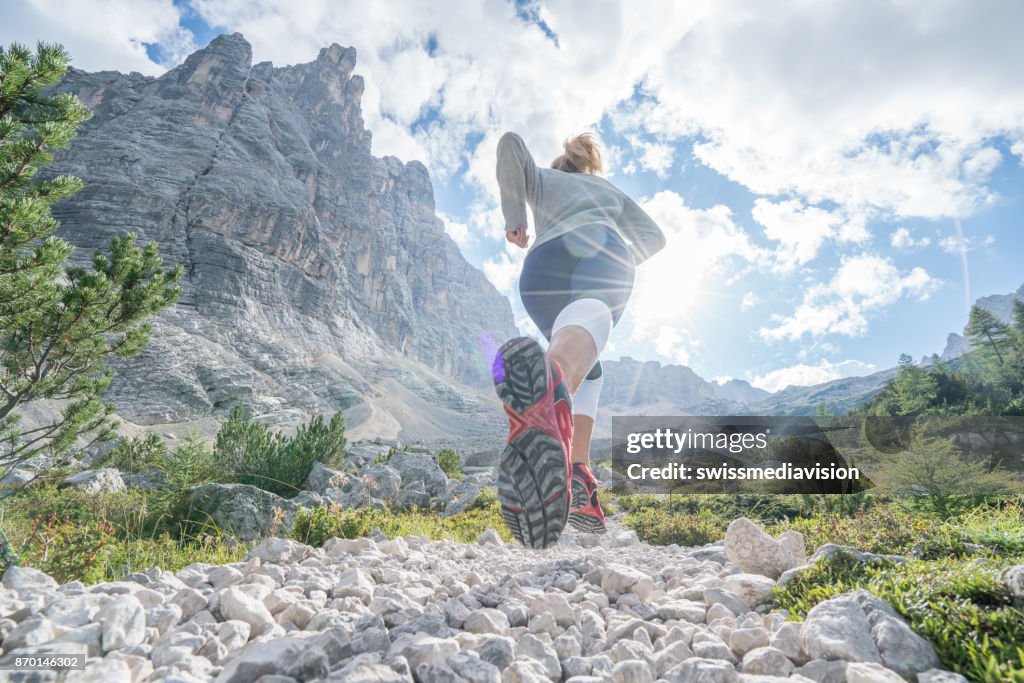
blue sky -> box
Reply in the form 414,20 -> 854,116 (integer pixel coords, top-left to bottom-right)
4,0 -> 1023,392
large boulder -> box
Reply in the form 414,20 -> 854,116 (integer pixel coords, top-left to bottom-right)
724,517 -> 805,579
800,589 -> 939,677
387,452 -> 448,497
442,479 -> 482,517
61,468 -> 126,495
305,461 -> 346,494
1002,564 -> 1024,607
321,463 -> 401,509
185,483 -> 298,542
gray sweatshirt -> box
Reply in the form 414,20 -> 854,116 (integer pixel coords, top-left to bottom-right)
496,131 -> 666,264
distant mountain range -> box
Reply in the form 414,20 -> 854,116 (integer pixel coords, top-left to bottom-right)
591,282 -> 1024,436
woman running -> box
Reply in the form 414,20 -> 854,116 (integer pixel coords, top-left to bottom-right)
492,131 -> 666,548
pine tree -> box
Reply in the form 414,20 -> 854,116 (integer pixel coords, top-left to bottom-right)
965,306 -> 1011,366
892,353 -> 938,415
1,42 -> 182,483
1013,299 -> 1024,337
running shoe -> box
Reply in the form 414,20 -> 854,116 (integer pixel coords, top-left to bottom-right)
492,336 -> 573,548
568,462 -> 607,534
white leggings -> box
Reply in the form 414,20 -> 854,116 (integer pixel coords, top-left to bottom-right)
551,298 -> 612,419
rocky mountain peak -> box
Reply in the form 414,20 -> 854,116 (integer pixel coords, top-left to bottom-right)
173,31 -> 252,88
45,34 -> 517,438
315,43 -> 358,76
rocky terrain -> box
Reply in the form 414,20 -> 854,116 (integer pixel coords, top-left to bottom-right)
0,514 -> 987,683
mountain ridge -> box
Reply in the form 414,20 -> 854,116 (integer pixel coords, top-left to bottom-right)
46,33 -> 516,444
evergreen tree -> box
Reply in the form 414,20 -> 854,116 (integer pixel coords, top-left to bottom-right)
965,306 -> 1011,366
1012,299 -> 1024,338
1,42 -> 182,482
892,353 -> 938,415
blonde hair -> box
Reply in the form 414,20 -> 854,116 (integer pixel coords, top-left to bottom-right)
551,132 -> 603,175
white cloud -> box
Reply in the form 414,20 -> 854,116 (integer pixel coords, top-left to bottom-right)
436,211 -> 470,246
1013,140 -> 1024,165
938,233 -> 995,254
752,359 -> 878,393
759,254 -> 938,341
740,292 -> 759,311
890,227 -> 930,249
628,2 -> 1024,220
481,242 -> 526,296
1,0 -> 195,75
623,134 -> 675,178
752,198 -> 844,271
651,325 -> 691,365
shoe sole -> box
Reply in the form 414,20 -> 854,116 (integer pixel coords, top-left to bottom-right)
568,478 -> 607,534
493,337 -> 570,549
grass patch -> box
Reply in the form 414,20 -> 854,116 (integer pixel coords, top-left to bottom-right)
774,551 -> 1024,683
1,482 -> 510,584
625,507 -> 729,547
0,484 -> 251,584
290,500 -> 512,547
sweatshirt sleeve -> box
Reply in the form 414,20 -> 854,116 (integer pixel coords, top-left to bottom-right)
496,131 -> 539,232
620,196 -> 667,265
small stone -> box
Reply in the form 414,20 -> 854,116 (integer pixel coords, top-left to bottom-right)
800,593 -> 881,664
611,659 -> 654,683
794,659 -> 848,683
768,621 -> 805,664
219,586 -> 276,637
722,574 -> 776,608
448,651 -> 501,683
464,608 -> 511,636
3,616 -> 55,651
846,662 -> 905,683
97,595 -> 146,652
208,565 -> 244,589
601,565 -> 654,601
724,518 -> 805,579
665,657 -> 738,683
477,529 -> 503,546
478,636 -> 515,670
1,565 -> 58,593
515,633 -> 561,680
333,567 -> 376,604
730,626 -> 770,655
741,646 -> 794,677
704,587 -> 749,616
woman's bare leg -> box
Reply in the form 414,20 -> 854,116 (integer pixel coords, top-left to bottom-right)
547,323 -> 599,468
547,324 -> 598,393
570,414 -> 594,466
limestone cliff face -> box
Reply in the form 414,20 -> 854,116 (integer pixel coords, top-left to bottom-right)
48,34 -> 516,429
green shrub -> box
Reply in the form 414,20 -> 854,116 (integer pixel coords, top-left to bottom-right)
106,433 -> 168,473
214,406 -> 345,497
436,448 -> 463,479
625,507 -> 729,546
774,552 -> 1024,682
147,435 -> 226,530
469,487 -> 498,510
374,444 -> 411,465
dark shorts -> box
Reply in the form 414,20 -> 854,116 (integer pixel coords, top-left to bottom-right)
519,224 -> 636,380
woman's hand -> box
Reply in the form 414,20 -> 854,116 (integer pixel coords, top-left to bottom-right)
506,226 -> 529,249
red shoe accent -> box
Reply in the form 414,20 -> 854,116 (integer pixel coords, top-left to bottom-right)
503,359 -> 574,453
569,463 -> 607,532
